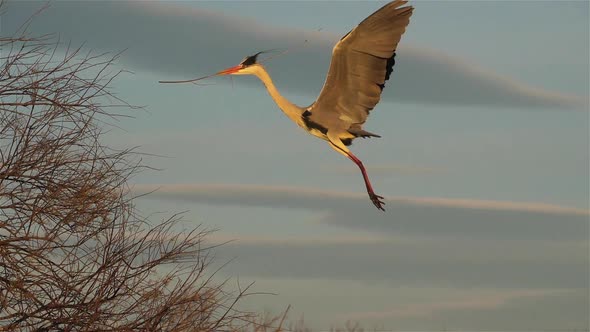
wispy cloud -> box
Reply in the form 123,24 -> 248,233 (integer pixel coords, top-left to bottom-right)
4,1 -> 586,109
206,233 -> 588,286
132,184 -> 588,322
134,184 -> 589,240
341,289 -> 571,320
134,183 -> 588,215
319,163 -> 443,176
206,233 -> 389,247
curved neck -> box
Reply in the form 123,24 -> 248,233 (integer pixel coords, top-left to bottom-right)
251,65 -> 303,125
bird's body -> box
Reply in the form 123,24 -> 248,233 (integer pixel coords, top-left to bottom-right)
161,0 -> 414,210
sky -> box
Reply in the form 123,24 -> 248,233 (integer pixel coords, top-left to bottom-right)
3,1 -> 589,330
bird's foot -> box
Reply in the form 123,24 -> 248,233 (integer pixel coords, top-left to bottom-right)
369,192 -> 385,211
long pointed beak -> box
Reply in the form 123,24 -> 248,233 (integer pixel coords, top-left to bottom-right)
216,65 -> 243,76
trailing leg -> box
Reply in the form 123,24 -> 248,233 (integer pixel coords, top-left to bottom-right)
327,137 -> 385,211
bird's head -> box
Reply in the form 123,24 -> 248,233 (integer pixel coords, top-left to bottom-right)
216,52 -> 263,76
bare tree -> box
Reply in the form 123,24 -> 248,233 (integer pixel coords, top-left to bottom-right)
0,10 -> 274,331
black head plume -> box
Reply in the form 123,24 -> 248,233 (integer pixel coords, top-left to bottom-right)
240,49 -> 283,67
240,52 -> 261,66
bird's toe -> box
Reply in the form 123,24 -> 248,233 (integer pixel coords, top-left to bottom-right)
369,193 -> 386,211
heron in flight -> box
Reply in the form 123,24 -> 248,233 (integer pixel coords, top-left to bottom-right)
162,0 -> 413,210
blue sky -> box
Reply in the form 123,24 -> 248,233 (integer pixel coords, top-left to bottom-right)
4,1 -> 589,330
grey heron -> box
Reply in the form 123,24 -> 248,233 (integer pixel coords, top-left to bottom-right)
162,0 -> 413,210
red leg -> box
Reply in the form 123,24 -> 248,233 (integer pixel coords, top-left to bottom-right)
347,152 -> 385,211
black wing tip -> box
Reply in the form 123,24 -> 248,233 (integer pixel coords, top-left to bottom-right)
384,52 -> 396,81
378,52 -> 397,91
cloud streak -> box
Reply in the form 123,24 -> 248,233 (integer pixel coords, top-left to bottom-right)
319,163 -> 443,176
131,183 -> 588,298
135,183 -> 587,215
205,235 -> 587,288
132,184 -> 587,322
4,1 -> 586,109
341,289 -> 570,320
332,289 -> 589,331
134,183 -> 589,241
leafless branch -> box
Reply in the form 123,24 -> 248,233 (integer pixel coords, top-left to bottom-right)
0,6 -> 287,331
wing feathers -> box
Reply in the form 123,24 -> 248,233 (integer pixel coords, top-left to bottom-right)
349,7 -> 412,58
311,0 -> 413,127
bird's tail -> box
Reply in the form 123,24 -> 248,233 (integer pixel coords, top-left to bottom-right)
348,127 -> 381,138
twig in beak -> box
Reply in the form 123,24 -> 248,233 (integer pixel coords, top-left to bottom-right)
158,72 -> 220,84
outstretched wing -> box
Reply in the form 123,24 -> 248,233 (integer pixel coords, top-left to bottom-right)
310,0 -> 413,125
